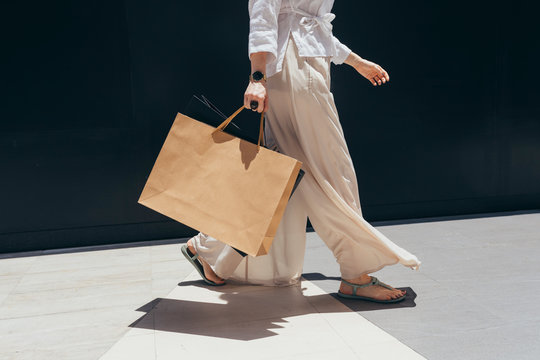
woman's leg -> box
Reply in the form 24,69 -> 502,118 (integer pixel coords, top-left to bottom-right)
266,35 -> 420,300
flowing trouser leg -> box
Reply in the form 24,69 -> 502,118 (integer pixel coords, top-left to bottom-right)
265,35 -> 421,279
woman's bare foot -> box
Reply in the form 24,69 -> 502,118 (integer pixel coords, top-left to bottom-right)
187,239 -> 225,285
340,274 -> 405,301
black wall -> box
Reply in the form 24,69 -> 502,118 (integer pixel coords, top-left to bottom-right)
1,1 -> 539,253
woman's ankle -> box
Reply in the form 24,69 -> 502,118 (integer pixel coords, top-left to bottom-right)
342,274 -> 372,285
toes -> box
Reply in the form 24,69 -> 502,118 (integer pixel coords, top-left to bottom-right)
390,290 -> 404,299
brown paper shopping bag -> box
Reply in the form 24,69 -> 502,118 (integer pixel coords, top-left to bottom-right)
138,106 -> 303,257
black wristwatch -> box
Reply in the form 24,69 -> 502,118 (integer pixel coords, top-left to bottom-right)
250,70 -> 266,82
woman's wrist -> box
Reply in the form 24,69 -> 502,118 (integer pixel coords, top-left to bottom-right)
344,52 -> 365,71
249,52 -> 267,76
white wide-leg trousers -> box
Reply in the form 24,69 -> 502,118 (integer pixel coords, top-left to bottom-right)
192,35 -> 421,286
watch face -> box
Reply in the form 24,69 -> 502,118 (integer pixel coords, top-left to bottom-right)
252,71 -> 264,81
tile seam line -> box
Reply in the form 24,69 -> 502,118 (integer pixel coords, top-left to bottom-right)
106,269 -> 198,357
13,261 -> 183,275
299,278 -> 366,359
0,305 -> 144,322
0,258 -> 38,308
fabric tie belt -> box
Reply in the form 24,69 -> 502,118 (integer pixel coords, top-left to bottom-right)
280,7 -> 336,35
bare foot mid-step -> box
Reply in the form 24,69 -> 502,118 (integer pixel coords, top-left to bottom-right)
187,239 -> 225,285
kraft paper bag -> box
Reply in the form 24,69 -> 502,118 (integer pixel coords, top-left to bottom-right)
138,106 -> 303,257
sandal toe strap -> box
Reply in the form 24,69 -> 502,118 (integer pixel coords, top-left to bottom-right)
376,279 -> 396,291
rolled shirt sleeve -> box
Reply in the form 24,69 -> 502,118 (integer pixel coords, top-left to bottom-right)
248,0 -> 283,64
331,35 -> 352,65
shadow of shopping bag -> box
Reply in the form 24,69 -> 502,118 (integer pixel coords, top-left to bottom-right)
138,102 -> 303,257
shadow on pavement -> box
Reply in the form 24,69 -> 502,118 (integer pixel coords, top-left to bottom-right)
128,273 -> 417,341
130,283 -> 322,340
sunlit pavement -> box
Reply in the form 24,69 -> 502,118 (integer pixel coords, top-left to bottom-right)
0,211 -> 538,359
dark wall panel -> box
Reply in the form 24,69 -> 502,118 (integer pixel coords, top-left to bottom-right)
1,1 -> 539,253
0,1 -> 166,247
331,0 -> 540,219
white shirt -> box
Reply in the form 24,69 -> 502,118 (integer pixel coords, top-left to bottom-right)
248,0 -> 352,78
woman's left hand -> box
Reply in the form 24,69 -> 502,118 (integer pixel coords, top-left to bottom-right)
354,58 -> 390,86
345,53 -> 390,86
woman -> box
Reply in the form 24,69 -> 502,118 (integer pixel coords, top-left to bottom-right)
182,0 -> 421,303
